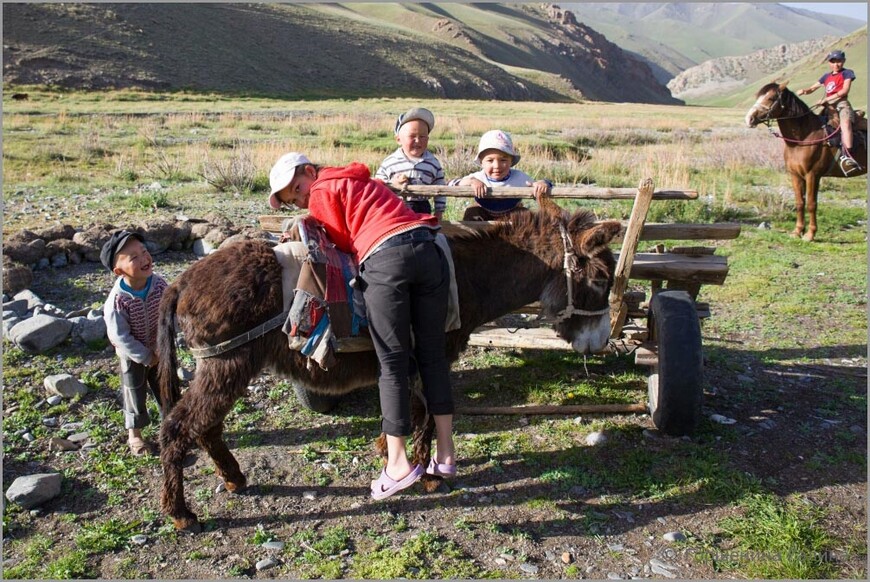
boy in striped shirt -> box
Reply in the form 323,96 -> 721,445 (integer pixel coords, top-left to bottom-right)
375,107 -> 447,221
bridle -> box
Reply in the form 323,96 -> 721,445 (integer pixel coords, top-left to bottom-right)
551,220 -> 610,324
755,89 -> 842,145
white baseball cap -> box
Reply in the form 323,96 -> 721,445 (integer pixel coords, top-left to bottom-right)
476,129 -> 520,166
268,152 -> 311,209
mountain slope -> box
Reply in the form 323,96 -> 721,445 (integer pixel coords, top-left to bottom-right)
1,2 -> 678,104
562,2 -> 865,83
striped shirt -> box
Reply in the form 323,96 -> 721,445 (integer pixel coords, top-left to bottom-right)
104,274 -> 168,365
375,148 -> 447,213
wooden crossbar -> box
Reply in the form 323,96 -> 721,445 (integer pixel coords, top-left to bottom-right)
384,184 -> 697,200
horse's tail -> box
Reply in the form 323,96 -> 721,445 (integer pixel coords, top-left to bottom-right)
156,283 -> 183,415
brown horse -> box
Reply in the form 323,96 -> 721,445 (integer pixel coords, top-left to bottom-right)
745,82 -> 867,241
156,206 -> 620,532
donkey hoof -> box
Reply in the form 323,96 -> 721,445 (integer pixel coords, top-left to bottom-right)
420,474 -> 447,493
224,476 -> 247,493
173,517 -> 202,534
802,232 -> 816,242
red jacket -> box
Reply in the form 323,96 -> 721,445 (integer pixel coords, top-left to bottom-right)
308,163 -> 437,262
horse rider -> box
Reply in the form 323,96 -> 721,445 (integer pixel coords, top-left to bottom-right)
797,49 -> 862,175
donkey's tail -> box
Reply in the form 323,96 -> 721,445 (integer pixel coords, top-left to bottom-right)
156,283 -> 183,415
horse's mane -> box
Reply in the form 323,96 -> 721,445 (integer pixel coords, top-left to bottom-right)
757,82 -> 812,118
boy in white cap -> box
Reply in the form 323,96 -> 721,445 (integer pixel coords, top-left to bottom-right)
375,107 -> 447,221
102,230 -> 168,456
797,49 -> 861,174
455,129 -> 551,220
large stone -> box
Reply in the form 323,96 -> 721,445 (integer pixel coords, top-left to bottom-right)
13,289 -> 44,310
33,224 -> 76,242
3,239 -> 45,266
5,473 -> 62,509
44,374 -> 89,398
192,238 -> 217,257
189,222 -> 212,240
73,225 -> 115,263
70,315 -> 107,344
1,261 -> 33,296
3,299 -> 29,316
138,219 -> 181,254
46,239 -> 83,265
204,226 -> 236,248
8,314 -> 73,352
5,228 -> 41,245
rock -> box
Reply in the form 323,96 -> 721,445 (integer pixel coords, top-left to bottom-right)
519,563 -> 539,574
13,289 -> 44,310
302,491 -> 317,500
49,437 -> 79,452
203,226 -> 236,249
561,552 -> 572,564
137,219 -> 181,254
22,432 -> 35,442
3,316 -> 23,336
46,239 -> 82,265
66,432 -> 90,444
3,239 -> 46,266
648,558 -> 677,578
5,473 -> 62,509
46,395 -> 63,406
2,260 -> 33,296
255,558 -> 279,571
34,303 -> 65,317
192,238 -> 217,257
73,225 -> 115,262
3,299 -> 29,316
585,431 -> 607,445
606,573 -> 622,580
64,306 -> 92,318
8,314 -> 73,352
494,558 -> 507,566
663,531 -> 686,542
709,413 -> 736,425
177,367 -> 194,382
44,374 -> 88,398
69,315 -> 106,344
131,534 -> 148,545
758,222 -> 771,229
34,224 -> 76,242
261,541 -> 285,551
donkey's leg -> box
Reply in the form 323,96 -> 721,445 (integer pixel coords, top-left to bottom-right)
409,381 -> 440,492
198,419 -> 247,494
160,397 -> 202,533
803,174 -> 820,241
789,173 -> 806,238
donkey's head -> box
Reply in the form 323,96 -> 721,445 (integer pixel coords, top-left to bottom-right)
539,210 -> 620,354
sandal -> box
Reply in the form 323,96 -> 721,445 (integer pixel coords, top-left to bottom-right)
426,458 -> 457,478
370,464 -> 423,500
128,437 -> 157,457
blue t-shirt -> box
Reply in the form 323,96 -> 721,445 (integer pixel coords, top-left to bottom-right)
120,275 -> 152,300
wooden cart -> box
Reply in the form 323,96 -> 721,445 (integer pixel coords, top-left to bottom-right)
259,180 -> 740,435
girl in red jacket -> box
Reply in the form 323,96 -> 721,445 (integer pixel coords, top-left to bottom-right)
269,152 -> 457,500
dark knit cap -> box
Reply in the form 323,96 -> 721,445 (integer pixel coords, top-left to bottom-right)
100,230 -> 144,272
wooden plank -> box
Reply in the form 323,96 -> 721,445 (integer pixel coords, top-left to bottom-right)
634,346 -> 658,367
257,215 -> 741,243
610,178 -> 655,337
626,253 -> 729,284
466,326 -> 575,351
385,184 -> 697,200
457,403 -> 648,415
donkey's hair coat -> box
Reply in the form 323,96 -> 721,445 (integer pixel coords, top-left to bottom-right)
746,82 -> 867,241
157,207 -> 620,531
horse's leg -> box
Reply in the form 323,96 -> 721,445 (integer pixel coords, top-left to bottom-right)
803,174 -> 820,242
789,172 -> 806,238
410,379 -> 440,492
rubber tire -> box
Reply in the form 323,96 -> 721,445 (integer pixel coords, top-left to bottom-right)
647,290 -> 703,436
293,384 -> 341,414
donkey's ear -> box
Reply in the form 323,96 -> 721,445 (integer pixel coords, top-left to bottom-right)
577,221 -> 621,257
779,80 -> 790,91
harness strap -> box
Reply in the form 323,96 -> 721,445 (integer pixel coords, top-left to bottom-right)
551,221 -> 611,324
189,311 -> 288,359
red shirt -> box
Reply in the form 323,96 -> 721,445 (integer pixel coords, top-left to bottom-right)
307,163 -> 437,262
820,68 -> 856,98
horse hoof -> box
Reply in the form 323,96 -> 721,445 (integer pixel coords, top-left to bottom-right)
802,233 -> 815,242
173,517 -> 202,534
224,477 -> 247,493
790,231 -> 802,239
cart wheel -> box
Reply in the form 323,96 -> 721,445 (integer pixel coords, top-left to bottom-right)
647,290 -> 703,436
293,384 -> 340,414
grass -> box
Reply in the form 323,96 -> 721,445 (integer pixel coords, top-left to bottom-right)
2,88 -> 866,579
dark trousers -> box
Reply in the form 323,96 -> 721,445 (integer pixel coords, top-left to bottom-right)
360,232 -> 453,436
120,358 -> 162,429
406,199 -> 432,214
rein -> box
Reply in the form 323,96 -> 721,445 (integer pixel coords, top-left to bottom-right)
552,220 -> 610,323
759,91 -> 841,145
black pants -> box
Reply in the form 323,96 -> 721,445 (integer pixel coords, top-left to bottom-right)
120,358 -> 162,429
406,199 -> 432,214
360,230 -> 453,436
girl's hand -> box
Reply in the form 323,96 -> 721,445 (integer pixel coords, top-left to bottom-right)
391,174 -> 410,188
468,177 -> 488,197
530,180 -> 551,202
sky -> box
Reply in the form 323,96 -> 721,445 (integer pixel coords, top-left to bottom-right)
780,2 -> 867,21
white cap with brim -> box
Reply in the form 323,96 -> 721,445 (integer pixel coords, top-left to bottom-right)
476,129 -> 520,166
268,152 -> 312,209
394,107 -> 436,135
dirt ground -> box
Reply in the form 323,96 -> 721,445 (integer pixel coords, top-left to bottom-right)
2,244 -> 867,580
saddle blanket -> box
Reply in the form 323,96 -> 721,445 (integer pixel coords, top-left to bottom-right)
272,216 -> 461,370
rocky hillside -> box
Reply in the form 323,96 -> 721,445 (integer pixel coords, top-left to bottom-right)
667,37 -> 837,100
1,3 -> 679,104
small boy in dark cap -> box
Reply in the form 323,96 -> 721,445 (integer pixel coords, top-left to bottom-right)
101,229 -> 168,456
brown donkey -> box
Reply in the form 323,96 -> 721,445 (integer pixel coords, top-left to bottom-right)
156,207 -> 620,532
